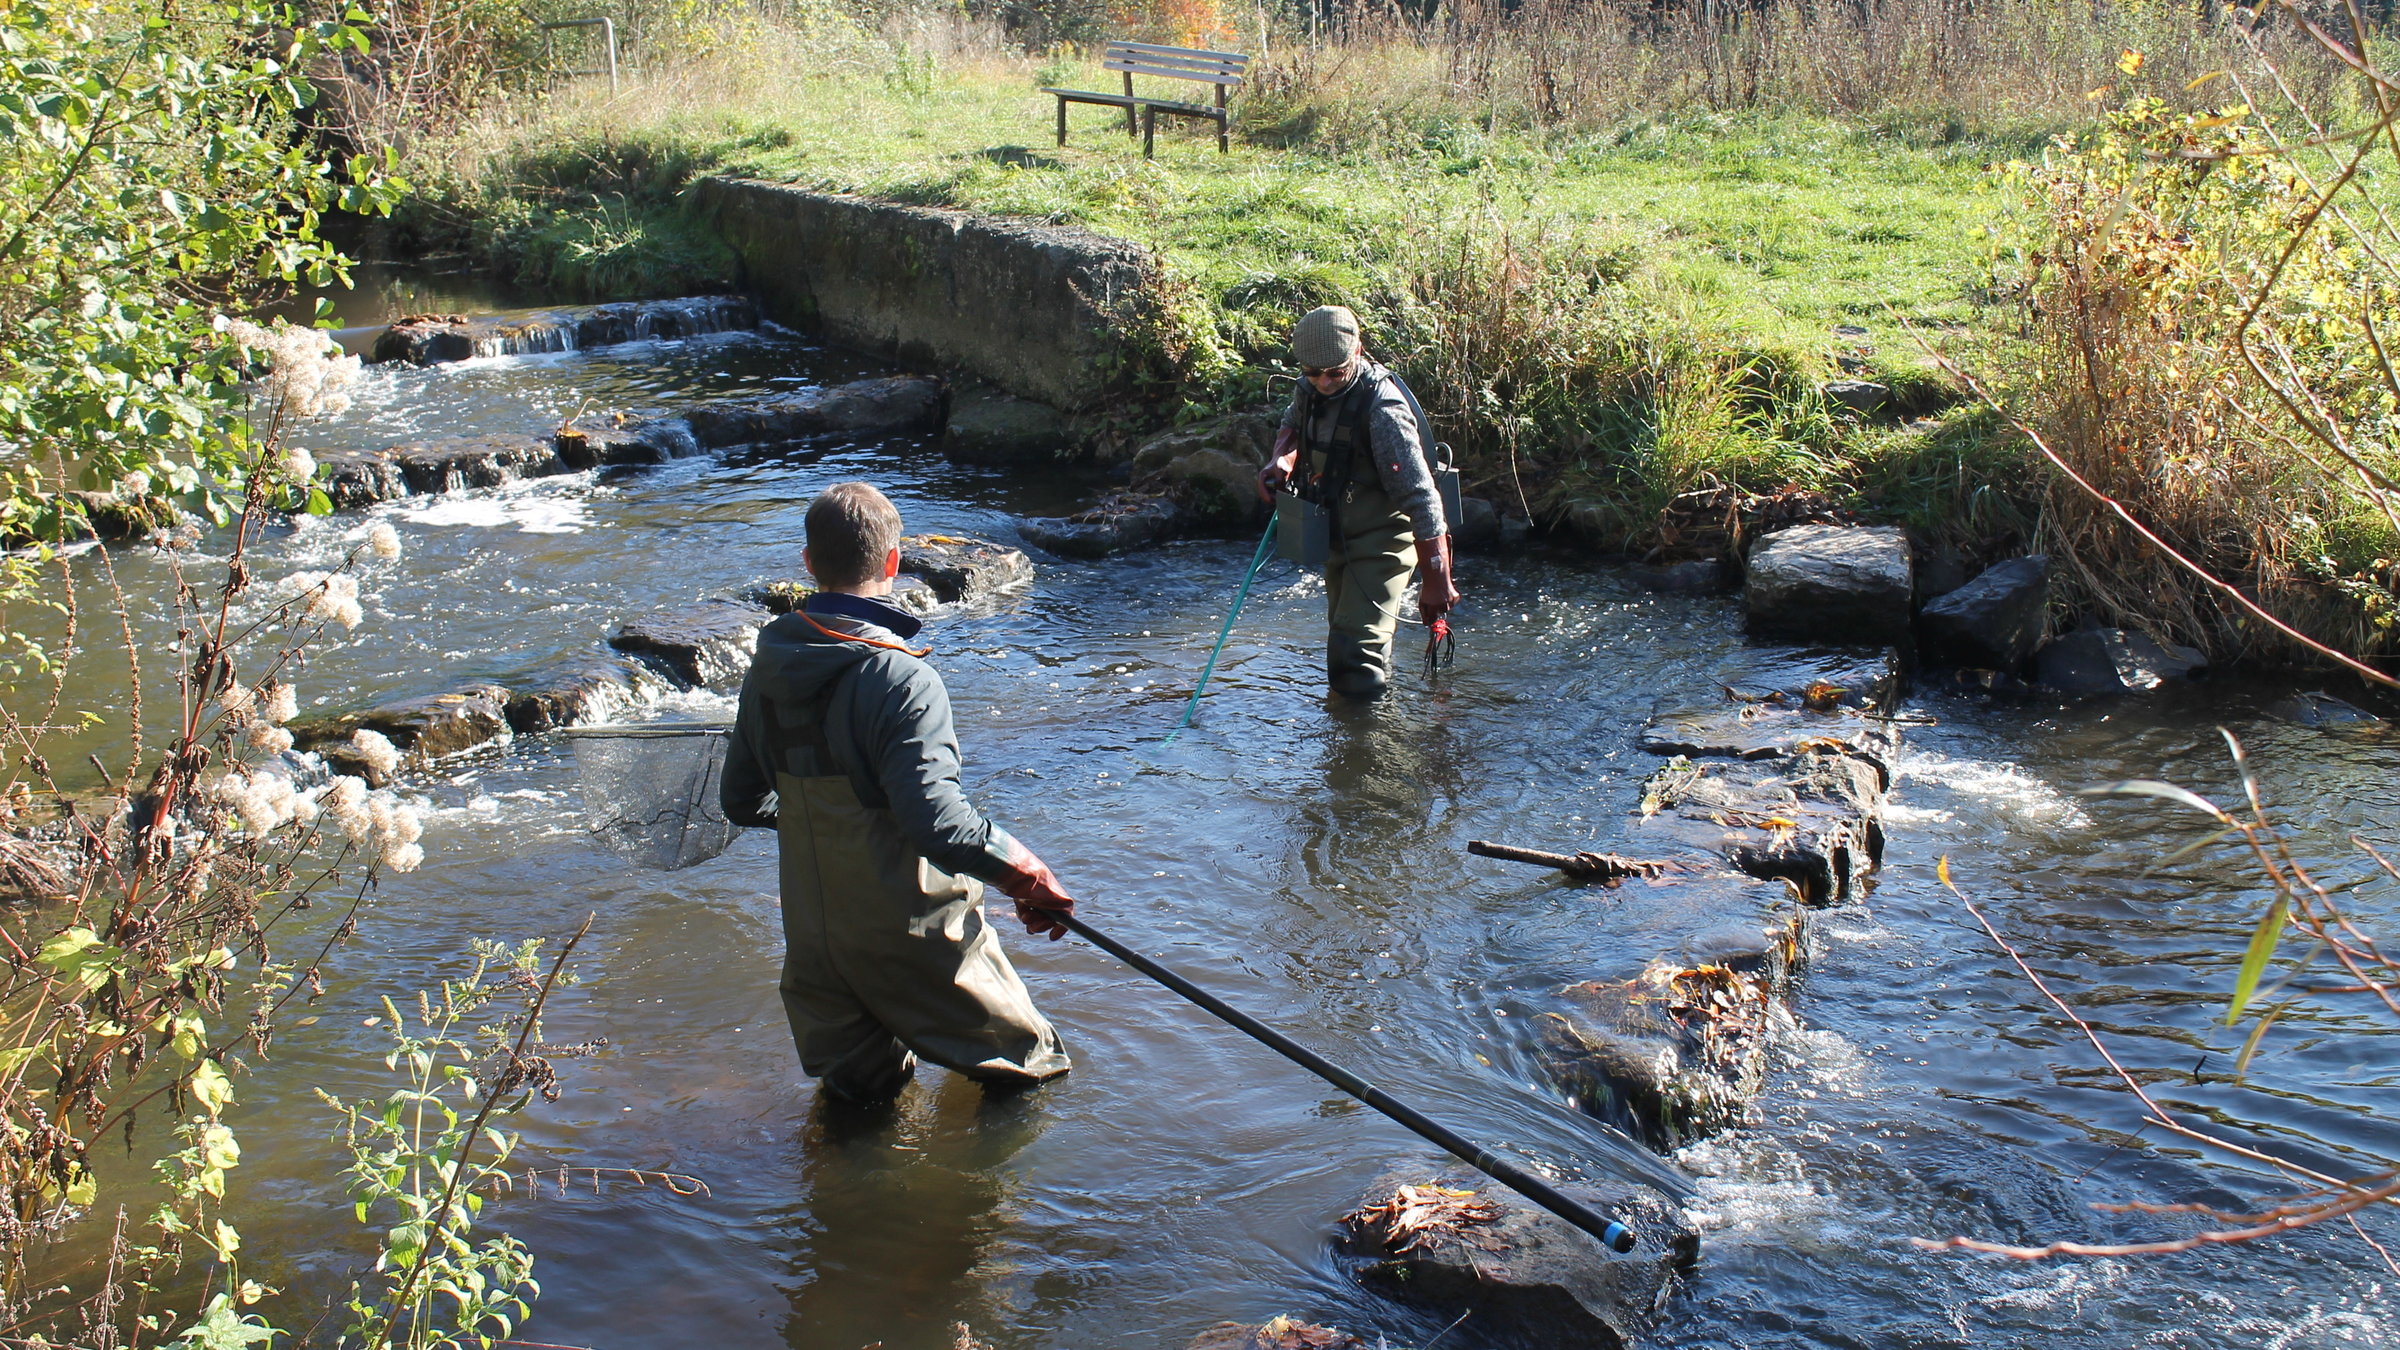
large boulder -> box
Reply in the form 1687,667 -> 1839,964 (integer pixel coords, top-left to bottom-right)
2033,627 -> 2206,696
1917,555 -> 2049,671
1744,525 -> 1914,643
943,390 -> 1077,464
1342,1169 -> 1697,1350
609,602 -> 770,687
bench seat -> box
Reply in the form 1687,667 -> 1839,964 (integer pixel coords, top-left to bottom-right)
1045,41 -> 1248,157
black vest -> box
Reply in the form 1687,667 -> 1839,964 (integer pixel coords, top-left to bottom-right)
1294,363 -> 1389,508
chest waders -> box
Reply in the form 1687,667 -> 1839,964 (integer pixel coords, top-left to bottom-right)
763,672 -> 1068,1102
1297,368 -> 1417,699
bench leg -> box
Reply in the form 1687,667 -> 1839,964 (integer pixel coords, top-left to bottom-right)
1217,112 -> 1228,154
1143,106 -> 1155,159
1057,97 -> 1067,148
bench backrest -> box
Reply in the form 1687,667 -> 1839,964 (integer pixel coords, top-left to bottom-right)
1103,40 -> 1249,88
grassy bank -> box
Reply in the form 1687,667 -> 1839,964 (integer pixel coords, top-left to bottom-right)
392,3 -> 2398,672
409,50 -> 2035,543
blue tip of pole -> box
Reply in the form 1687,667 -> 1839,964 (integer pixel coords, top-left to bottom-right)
1605,1221 -> 1636,1253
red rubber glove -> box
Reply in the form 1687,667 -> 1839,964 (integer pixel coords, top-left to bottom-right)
1415,534 -> 1461,623
1256,427 -> 1301,503
992,840 -> 1075,941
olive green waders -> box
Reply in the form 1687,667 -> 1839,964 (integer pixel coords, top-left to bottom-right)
775,768 -> 1069,1101
1317,468 -> 1416,700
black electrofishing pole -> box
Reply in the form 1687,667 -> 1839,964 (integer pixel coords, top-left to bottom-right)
1054,910 -> 1640,1255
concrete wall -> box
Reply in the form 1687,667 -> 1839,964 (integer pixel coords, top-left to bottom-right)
695,179 -> 1157,412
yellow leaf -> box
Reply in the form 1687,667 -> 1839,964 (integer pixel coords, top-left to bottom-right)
1937,855 -> 1952,887
2186,70 -> 2227,91
64,1166 -> 95,1207
2118,48 -> 2145,76
189,1060 -> 233,1118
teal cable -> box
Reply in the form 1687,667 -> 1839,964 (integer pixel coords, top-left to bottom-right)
1165,516 -> 1279,742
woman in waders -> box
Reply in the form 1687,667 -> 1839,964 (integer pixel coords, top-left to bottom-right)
1256,306 -> 1461,699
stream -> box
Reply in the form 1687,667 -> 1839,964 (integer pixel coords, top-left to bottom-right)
23,288 -> 2398,1349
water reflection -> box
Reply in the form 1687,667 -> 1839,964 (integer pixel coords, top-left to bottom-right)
781,1079 -> 1052,1350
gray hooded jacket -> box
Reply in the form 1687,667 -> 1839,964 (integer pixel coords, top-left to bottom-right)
720,602 -> 1019,884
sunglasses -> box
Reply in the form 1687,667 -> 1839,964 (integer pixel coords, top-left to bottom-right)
1300,362 -> 1353,379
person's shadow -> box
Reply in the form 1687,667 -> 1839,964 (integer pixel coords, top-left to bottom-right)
772,1077 -> 1050,1350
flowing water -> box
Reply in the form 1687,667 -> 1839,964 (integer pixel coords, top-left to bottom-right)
22,290 -> 2398,1349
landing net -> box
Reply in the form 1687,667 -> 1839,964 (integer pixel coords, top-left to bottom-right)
569,725 -> 739,871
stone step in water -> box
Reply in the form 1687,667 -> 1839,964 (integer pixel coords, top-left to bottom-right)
315,377 -> 945,511
367,296 -> 761,366
1341,1169 -> 1698,1350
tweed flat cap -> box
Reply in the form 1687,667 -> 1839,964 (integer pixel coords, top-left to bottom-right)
1291,305 -> 1363,368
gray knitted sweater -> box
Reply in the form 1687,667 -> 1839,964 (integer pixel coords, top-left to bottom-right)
1279,362 -> 1448,541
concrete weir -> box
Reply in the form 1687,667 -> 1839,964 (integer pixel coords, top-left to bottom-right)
694,179 -> 1157,412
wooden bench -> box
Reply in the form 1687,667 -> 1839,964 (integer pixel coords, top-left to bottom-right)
1042,40 -> 1249,158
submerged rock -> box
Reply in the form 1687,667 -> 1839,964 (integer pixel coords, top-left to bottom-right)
2269,690 -> 2383,727
1918,555 -> 2049,671
609,603 -> 770,687
502,656 -> 667,734
1185,1318 -> 1371,1350
1744,524 -> 1913,643
558,418 -> 701,468
1543,954 -> 1789,1149
319,421 -> 701,509
1342,1170 -> 1696,1350
681,377 -> 945,448
368,296 -> 759,366
293,683 -> 513,783
1018,492 -> 1184,557
2033,626 -> 2207,696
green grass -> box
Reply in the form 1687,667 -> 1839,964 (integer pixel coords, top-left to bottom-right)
411,50 -> 2051,548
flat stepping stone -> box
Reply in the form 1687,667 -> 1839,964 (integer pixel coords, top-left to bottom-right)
314,379 -> 936,511
1744,524 -> 1913,643
292,683 -> 513,784
1342,1169 -> 1696,1350
368,296 -> 759,366
680,377 -> 945,448
897,535 -> 1034,605
609,602 -> 770,687
1018,493 -> 1182,558
1628,753 -> 1885,905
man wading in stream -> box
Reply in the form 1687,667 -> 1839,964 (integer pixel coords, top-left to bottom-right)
1256,305 -> 1462,700
721,481 -> 1075,1104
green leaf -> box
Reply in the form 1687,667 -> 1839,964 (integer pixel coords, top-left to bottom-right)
2227,895 -> 2288,1025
